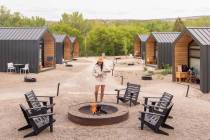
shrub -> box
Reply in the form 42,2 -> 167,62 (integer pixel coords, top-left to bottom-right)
148,70 -> 154,75
144,67 -> 148,72
161,64 -> 172,75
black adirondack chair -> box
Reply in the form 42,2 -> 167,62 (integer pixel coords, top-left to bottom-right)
139,103 -> 174,136
143,92 -> 174,129
24,90 -> 55,115
116,82 -> 141,107
18,104 -> 55,138
144,92 -> 173,108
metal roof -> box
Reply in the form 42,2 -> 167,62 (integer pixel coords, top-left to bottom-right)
53,34 -> 67,43
138,35 -> 149,42
69,37 -> 76,43
151,32 -> 180,43
0,27 -> 48,40
186,27 -> 210,46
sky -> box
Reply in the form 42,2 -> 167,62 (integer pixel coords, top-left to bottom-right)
0,0 -> 210,21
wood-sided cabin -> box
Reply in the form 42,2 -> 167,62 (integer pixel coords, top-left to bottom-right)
172,27 -> 210,93
134,35 -> 148,59
145,32 -> 180,68
0,27 -> 56,73
54,34 -> 71,64
70,37 -> 80,58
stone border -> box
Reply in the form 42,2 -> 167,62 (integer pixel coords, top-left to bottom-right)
68,102 -> 129,126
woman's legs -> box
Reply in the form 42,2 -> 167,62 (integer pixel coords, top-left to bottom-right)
100,85 -> 105,102
95,85 -> 100,102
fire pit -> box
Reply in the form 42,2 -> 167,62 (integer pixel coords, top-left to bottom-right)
68,102 -> 129,126
24,76 -> 37,82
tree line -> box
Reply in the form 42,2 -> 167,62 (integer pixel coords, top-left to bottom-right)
1,5 -> 210,56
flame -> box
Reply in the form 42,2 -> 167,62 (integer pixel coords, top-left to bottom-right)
90,102 -> 97,114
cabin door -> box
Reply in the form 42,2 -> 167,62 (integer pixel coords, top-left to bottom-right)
154,43 -> 158,64
63,43 -> 65,60
39,40 -> 45,67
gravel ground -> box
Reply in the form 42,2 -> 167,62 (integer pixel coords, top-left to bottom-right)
0,57 -> 210,140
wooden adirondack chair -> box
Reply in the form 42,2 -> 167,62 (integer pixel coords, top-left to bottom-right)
143,92 -> 174,129
18,104 -> 55,138
24,90 -> 55,115
115,82 -> 141,107
139,103 -> 174,136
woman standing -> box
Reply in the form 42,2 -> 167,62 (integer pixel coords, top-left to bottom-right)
92,57 -> 109,102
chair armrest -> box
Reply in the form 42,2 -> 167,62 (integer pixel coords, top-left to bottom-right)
26,104 -> 55,111
27,100 -> 48,103
29,113 -> 55,119
45,104 -> 55,108
139,111 -> 164,117
36,96 -> 55,98
143,96 -> 161,99
143,104 -> 166,110
149,101 -> 171,104
115,88 -> 126,92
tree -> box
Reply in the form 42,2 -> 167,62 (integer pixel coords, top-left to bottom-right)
86,25 -> 148,56
0,5 -> 45,27
60,12 -> 91,35
173,18 -> 185,32
184,16 -> 210,27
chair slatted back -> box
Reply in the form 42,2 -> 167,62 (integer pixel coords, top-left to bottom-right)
124,83 -> 140,102
8,62 -> 14,68
20,104 -> 50,130
145,103 -> 173,126
145,114 -> 161,126
19,104 -> 31,126
25,64 -> 29,69
25,91 -> 41,108
32,116 -> 49,129
157,92 -> 173,109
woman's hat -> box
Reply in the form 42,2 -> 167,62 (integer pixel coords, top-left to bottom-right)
97,57 -> 104,62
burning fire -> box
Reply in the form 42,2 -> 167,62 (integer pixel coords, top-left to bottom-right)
90,102 -> 97,114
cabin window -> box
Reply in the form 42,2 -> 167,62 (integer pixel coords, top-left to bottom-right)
189,44 -> 200,78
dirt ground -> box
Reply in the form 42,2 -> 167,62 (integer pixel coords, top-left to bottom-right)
0,57 -> 210,140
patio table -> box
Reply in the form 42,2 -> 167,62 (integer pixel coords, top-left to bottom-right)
14,64 -> 25,73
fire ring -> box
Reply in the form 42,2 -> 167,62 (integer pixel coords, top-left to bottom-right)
68,102 -> 129,126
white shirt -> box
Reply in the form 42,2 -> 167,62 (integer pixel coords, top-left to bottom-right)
92,64 -> 109,85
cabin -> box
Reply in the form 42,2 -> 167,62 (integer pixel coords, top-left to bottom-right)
145,32 -> 180,68
54,34 -> 71,64
134,35 -> 148,59
172,27 -> 210,93
70,37 -> 80,58
0,27 -> 56,73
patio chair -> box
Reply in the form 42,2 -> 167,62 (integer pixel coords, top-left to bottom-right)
7,62 -> 16,73
139,103 -> 174,136
143,92 -> 174,129
143,92 -> 173,109
115,82 -> 141,107
18,104 -> 55,138
24,90 -> 55,115
20,64 -> 29,74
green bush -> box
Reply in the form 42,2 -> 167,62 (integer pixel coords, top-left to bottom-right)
144,67 -> 148,71
148,70 -> 154,75
161,64 -> 172,75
